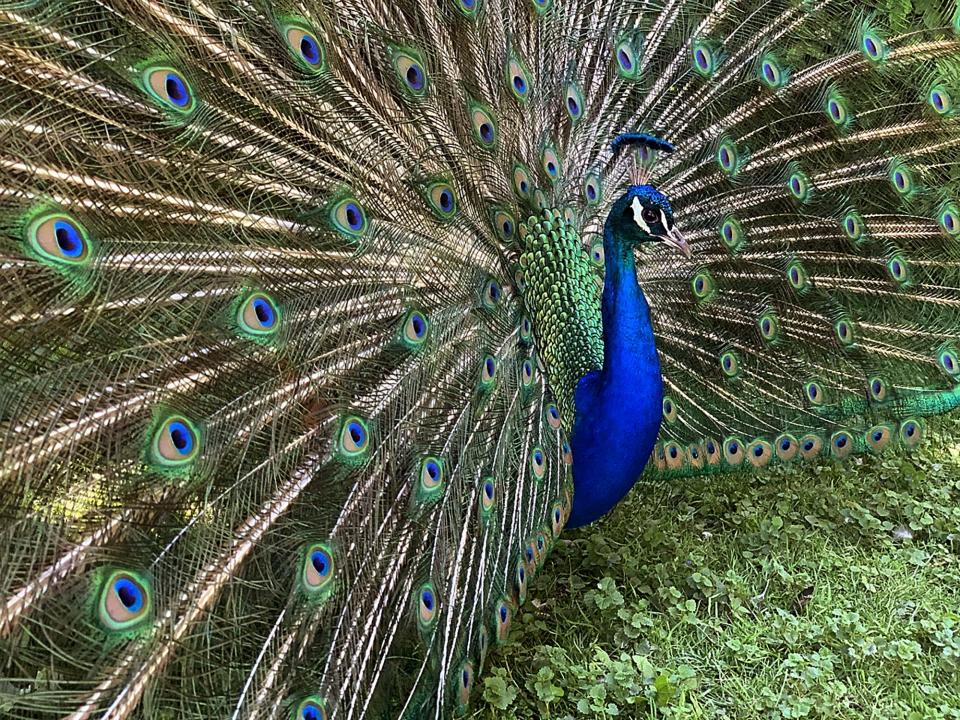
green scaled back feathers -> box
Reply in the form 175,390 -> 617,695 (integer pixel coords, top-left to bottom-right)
0,0 -> 960,717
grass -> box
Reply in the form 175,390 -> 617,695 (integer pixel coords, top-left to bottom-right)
470,417 -> 960,719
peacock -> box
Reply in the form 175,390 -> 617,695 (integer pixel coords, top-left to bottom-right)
2,0 -> 960,715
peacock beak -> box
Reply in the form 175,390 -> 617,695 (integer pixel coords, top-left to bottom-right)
661,225 -> 692,258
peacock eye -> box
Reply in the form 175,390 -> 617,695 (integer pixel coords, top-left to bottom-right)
143,67 -> 195,113
284,24 -> 324,69
153,416 -> 199,465
27,213 -> 92,265
98,570 -> 152,632
642,207 -> 657,223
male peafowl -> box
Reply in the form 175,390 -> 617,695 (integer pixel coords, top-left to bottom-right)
2,0 -> 960,716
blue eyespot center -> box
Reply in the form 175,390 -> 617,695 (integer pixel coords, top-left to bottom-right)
763,63 -> 775,82
348,421 -> 366,446
463,670 -> 470,686
803,440 -> 814,451
781,439 -> 791,450
411,314 -> 425,337
835,436 -> 847,448
484,481 -> 494,499
302,707 -> 321,720
168,421 -> 193,454
300,35 -> 320,65
695,49 -> 708,69
872,380 -> 882,395
53,220 -> 83,257
706,441 -> 716,453
728,441 -> 739,453
567,96 -> 580,114
406,64 -> 424,90
668,446 -> 678,459
480,122 -> 493,142
513,75 -> 526,94
253,298 -> 275,327
311,550 -> 330,576
753,445 -> 764,457
422,589 -> 434,611
905,423 -> 916,436
587,185 -> 597,200
502,219 -> 513,236
439,189 -> 453,212
873,431 -> 883,442
618,49 -> 632,70
114,578 -> 143,612
894,171 -> 905,189
344,203 -> 363,230
533,450 -> 543,464
499,606 -> 508,622
165,73 -> 189,107
426,461 -> 440,480
485,358 -> 495,375
864,37 -> 877,56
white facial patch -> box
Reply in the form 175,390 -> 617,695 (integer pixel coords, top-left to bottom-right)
629,196 -> 649,234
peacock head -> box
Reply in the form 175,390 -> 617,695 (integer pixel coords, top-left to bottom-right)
606,185 -> 690,258
606,132 -> 690,258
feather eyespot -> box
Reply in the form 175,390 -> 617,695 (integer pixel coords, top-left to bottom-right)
516,559 -> 528,604
719,216 -> 745,252
494,598 -> 513,642
551,501 -> 564,536
479,354 -> 498,389
889,162 -> 914,196
787,170 -> 811,201
589,240 -> 604,266
520,316 -> 533,343
861,30 -> 887,61
834,318 -> 855,347
541,146 -> 561,182
900,418 -> 923,447
481,278 -> 502,309
546,403 -> 562,429
842,211 -> 865,241
492,210 -> 516,243
26,213 -> 92,265
506,56 -> 531,101
561,439 -> 572,465
799,434 -> 822,460
330,197 -> 368,238
419,456 -> 444,493
284,24 -> 324,69
887,255 -> 911,286
775,434 -> 798,461
691,271 -> 715,301
97,570 -> 152,633
825,92 -> 851,127
747,439 -> 773,467
664,442 -> 683,470
521,359 -> 535,387
804,379 -> 825,406
662,396 -> 678,423
692,41 -> 719,76
480,476 -> 495,517
869,377 -> 888,402
237,292 -> 280,337
143,67 -> 195,112
456,661 -> 475,707
391,48 -> 428,95
338,416 -> 369,457
716,140 -> 738,175
530,447 -> 546,480
293,699 -> 327,720
470,104 -> 497,147
929,85 -> 953,116
866,424 -> 893,452
302,543 -> 335,596
786,261 -> 809,291
399,309 -> 429,347
704,438 -> 721,464
719,351 -> 739,378
512,164 -> 533,199
723,437 -> 744,466
937,344 -> 960,377
151,415 -> 199,467
830,430 -> 854,459
758,54 -> 787,89
416,582 -> 438,633
583,173 -> 601,205
614,38 -> 638,78
757,312 -> 779,344
426,182 -> 457,218
565,82 -> 584,121
531,0 -> 552,13
939,203 -> 959,237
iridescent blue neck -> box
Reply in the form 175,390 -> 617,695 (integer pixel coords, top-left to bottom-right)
566,222 -> 663,527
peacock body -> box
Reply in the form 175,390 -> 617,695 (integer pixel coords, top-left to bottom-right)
2,0 -> 960,716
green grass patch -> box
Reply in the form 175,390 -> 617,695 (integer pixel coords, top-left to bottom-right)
473,419 -> 960,719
